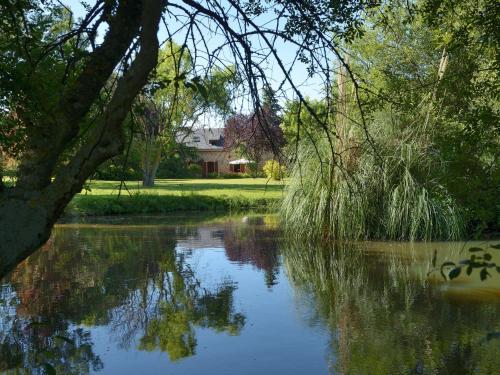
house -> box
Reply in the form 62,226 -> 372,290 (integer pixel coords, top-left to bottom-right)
179,128 -> 252,176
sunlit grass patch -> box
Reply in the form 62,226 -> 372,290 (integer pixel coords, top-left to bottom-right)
83,178 -> 286,199
66,178 -> 285,216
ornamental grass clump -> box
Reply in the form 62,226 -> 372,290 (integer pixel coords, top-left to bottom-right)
281,127 -> 463,241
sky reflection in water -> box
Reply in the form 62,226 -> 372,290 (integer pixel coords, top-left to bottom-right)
0,215 -> 499,374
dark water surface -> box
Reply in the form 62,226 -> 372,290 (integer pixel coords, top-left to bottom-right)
1,215 -> 499,374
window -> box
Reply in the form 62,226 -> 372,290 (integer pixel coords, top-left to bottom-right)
193,136 -> 200,142
230,164 -> 245,173
209,136 -> 224,147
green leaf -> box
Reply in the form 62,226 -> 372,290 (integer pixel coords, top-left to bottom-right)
480,268 -> 490,281
440,261 -> 456,279
468,247 -> 483,252
41,350 -> 54,359
496,266 -> 500,274
484,253 -> 492,261
449,267 -> 461,280
486,332 -> 500,341
490,244 -> 500,249
28,321 -> 50,328
466,265 -> 473,275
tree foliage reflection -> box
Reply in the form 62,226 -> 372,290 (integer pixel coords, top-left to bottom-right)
0,224 -> 246,372
282,242 -> 500,374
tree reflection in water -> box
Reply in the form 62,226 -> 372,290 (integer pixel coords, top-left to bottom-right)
223,216 -> 281,287
2,217 -> 496,374
0,223 -> 247,373
282,241 -> 500,374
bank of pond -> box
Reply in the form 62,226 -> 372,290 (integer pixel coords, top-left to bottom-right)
0,214 -> 498,374
66,193 -> 278,216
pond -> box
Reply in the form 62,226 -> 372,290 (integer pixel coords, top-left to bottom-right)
1,215 -> 499,374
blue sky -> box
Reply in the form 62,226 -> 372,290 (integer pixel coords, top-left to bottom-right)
65,0 -> 335,127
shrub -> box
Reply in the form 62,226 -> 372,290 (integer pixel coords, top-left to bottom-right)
94,160 -> 141,181
186,163 -> 202,178
218,173 -> 252,179
206,172 -> 219,179
263,160 -> 286,180
157,146 -> 200,178
247,162 -> 262,177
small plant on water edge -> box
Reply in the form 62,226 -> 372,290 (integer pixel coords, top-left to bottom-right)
429,244 -> 500,281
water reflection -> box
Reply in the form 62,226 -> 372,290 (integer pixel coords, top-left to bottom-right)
174,216 -> 281,287
283,241 -> 500,374
1,222 -> 252,373
0,216 -> 498,374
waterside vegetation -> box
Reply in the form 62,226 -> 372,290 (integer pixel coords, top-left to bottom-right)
280,1 -> 498,241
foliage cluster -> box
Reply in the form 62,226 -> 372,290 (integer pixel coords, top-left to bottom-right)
263,160 -> 286,181
224,86 -> 285,165
281,0 -> 499,240
95,140 -> 201,180
438,244 -> 500,281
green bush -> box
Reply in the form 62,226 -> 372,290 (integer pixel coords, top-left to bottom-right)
94,159 -> 141,181
204,171 -> 253,179
186,163 -> 202,178
157,146 -> 200,178
95,143 -> 200,180
263,160 -> 286,180
247,162 -> 263,177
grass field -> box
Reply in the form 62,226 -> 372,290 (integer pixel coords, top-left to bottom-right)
83,178 -> 286,199
66,178 -> 286,216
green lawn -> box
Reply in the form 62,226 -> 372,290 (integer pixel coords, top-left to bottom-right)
67,178 -> 286,216
82,178 -> 286,199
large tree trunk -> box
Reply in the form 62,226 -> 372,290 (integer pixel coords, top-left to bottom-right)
0,196 -> 53,276
142,139 -> 163,187
0,0 -> 163,278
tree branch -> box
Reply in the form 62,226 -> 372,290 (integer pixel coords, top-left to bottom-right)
16,0 -> 145,190
46,0 -> 164,215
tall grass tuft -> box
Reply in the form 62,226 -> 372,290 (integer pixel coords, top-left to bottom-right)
281,126 -> 463,241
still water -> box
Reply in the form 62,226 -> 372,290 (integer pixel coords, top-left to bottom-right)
1,215 -> 499,374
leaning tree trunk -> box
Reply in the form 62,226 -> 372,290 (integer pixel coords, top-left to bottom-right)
0,194 -> 54,277
0,0 -> 163,278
